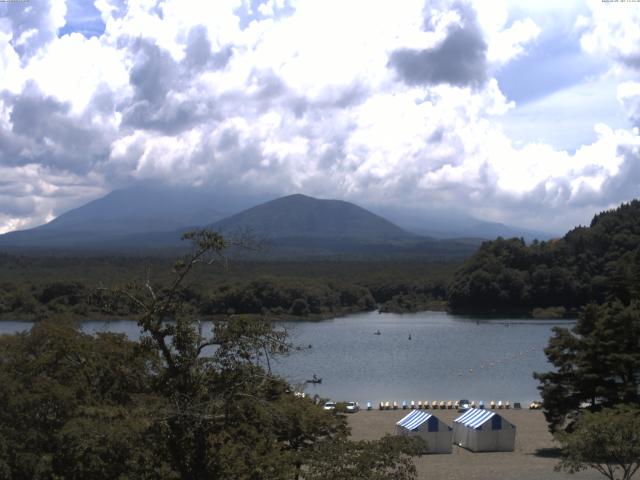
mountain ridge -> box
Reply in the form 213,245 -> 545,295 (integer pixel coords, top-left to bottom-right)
210,193 -> 415,240
0,185 -> 549,258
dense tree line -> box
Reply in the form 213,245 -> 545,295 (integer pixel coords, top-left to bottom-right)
448,200 -> 640,312
534,301 -> 640,432
0,259 -> 454,320
201,278 -> 376,317
527,201 -> 640,479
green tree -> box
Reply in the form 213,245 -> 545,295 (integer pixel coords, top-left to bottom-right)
0,230 -> 424,480
0,319 -> 162,480
555,406 -> 640,480
304,435 -> 425,480
534,301 -> 640,432
110,229 -> 421,479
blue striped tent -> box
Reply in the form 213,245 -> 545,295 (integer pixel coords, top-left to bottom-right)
395,410 -> 452,453
452,408 -> 516,452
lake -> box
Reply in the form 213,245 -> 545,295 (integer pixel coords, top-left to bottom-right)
0,311 -> 573,405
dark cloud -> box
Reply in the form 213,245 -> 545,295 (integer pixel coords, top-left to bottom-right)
217,128 -> 240,152
318,141 -> 346,169
183,25 -> 233,71
1,0 -> 61,62
428,127 -> 445,143
620,93 -> 640,127
128,39 -> 177,105
619,53 -> 640,72
599,144 -> 640,202
320,82 -> 368,109
122,97 -> 218,135
253,70 -> 288,100
120,39 -> 221,134
1,83 -> 111,173
388,1 -> 487,87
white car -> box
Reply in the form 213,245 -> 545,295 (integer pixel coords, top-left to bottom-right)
323,401 -> 336,411
345,401 -> 360,413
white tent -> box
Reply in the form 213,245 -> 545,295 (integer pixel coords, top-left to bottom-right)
452,408 -> 516,452
394,410 -> 452,454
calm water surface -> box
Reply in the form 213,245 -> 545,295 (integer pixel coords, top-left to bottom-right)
0,311 -> 573,405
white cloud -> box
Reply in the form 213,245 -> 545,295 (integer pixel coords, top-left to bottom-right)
580,0 -> 640,70
0,0 -> 639,235
487,18 -> 540,65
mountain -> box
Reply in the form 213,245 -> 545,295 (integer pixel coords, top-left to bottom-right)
201,194 -> 480,259
0,184 -> 272,248
368,205 -> 555,241
0,190 -> 479,259
211,194 -> 414,240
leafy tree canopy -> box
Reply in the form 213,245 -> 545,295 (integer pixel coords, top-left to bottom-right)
534,301 -> 640,432
449,200 -> 640,311
555,406 -> 640,480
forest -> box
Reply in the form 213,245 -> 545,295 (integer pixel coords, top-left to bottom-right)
448,200 -> 640,313
0,254 -> 455,321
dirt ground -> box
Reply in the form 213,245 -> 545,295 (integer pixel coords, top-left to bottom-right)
348,408 -> 603,480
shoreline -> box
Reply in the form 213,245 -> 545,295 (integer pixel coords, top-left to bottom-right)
0,306 -> 578,323
348,409 -> 601,480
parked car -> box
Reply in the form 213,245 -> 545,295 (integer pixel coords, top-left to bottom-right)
323,401 -> 336,411
345,401 -> 360,413
458,399 -> 471,411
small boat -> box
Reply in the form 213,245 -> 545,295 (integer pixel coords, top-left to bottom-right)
374,330 -> 382,335
306,376 -> 322,384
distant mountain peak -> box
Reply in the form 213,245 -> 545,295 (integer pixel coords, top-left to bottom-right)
211,194 -> 413,240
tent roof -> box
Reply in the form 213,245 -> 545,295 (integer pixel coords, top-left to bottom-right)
454,408 -> 499,429
396,410 -> 434,431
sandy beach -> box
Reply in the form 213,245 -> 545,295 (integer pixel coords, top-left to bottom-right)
348,408 -> 603,480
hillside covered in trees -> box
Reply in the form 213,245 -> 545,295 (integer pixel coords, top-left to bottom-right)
0,255 -> 454,321
448,200 -> 640,313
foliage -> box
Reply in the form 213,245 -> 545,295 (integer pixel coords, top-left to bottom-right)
534,301 -> 640,432
304,435 -> 426,480
449,200 -> 640,311
555,406 -> 640,480
0,319 -> 164,480
0,252 -> 459,320
0,230 -> 422,479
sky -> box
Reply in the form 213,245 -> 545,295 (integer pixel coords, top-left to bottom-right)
0,0 -> 639,235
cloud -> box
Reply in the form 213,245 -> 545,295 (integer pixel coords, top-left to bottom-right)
0,0 -> 66,62
1,82 -> 112,173
580,0 -> 640,72
389,1 -> 488,87
0,0 -> 639,235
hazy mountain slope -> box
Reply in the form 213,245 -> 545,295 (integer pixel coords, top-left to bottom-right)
369,204 -> 555,241
0,186 -> 488,260
0,185 -> 273,248
211,194 -> 415,240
